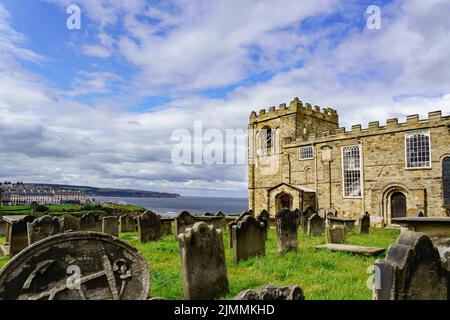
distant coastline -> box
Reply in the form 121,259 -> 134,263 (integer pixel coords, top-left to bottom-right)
26,183 -> 181,198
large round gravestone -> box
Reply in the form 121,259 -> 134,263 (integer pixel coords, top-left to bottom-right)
0,232 -> 150,300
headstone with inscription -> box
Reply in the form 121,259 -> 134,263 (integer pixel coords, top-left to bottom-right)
275,209 -> 299,254
0,232 -> 150,300
178,222 -> 229,300
27,215 -> 62,245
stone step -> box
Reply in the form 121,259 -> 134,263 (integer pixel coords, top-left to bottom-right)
315,243 -> 385,256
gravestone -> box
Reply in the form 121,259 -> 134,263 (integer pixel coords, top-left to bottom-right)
0,220 -> 6,237
60,214 -> 80,232
373,231 -> 449,300
137,211 -> 162,242
79,212 -> 102,232
327,208 -> 337,217
417,211 -> 425,217
174,211 -> 196,240
1,215 -> 37,256
232,215 -> 266,264
256,209 -> 270,240
307,213 -> 325,236
325,225 -> 346,244
178,222 -> 229,300
300,206 -> 315,233
234,285 -> 305,300
31,202 -> 38,216
160,218 -> 173,235
102,216 -> 119,237
275,209 -> 299,254
0,232 -> 150,300
317,208 -> 326,219
359,212 -> 370,234
27,215 -> 62,245
119,214 -> 135,233
216,211 -> 225,217
328,217 -> 356,233
227,211 -> 252,248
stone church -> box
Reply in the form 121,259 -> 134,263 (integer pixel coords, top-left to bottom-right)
247,97 -> 450,224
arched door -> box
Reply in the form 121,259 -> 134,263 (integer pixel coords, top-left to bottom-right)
391,192 -> 406,218
276,193 -> 292,211
443,157 -> 450,207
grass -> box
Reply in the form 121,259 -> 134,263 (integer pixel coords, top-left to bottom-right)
0,227 -> 399,300
0,203 -> 145,217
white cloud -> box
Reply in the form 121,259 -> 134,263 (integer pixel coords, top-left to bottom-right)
1,0 -> 450,198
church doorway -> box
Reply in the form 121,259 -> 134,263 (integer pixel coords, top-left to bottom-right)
276,193 -> 292,211
391,192 -> 407,218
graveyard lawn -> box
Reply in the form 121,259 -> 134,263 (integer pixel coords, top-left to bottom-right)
0,227 -> 400,300
0,203 -> 145,217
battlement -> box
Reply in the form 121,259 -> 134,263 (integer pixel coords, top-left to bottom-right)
249,97 -> 338,125
287,110 -> 450,146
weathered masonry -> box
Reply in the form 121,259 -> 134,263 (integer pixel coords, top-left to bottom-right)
248,97 -> 450,224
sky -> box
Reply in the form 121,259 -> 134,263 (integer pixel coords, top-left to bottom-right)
0,0 -> 449,198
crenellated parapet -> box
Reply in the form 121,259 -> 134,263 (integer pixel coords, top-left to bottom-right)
249,97 -> 338,125
286,110 -> 450,146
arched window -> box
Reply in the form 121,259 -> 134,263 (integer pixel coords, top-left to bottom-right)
443,157 -> 450,207
261,126 -> 272,155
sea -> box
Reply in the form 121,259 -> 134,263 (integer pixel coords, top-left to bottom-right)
96,196 -> 248,217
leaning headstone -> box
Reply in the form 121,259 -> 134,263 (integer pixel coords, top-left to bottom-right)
138,211 -> 162,242
102,216 -> 119,237
119,214 -> 135,233
232,215 -> 266,264
174,211 -> 196,240
227,211 -> 252,248
300,206 -> 315,233
27,215 -> 62,245
373,231 -> 449,300
234,285 -> 305,300
0,232 -> 150,300
359,212 -> 370,234
178,222 -> 229,300
307,213 -> 325,236
60,214 -> 80,232
79,212 -> 102,232
275,209 -> 299,254
325,225 -> 346,244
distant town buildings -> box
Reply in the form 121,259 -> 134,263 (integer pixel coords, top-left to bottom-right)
0,182 -> 87,206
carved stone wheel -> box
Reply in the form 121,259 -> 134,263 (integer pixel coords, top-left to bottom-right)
0,232 -> 150,300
